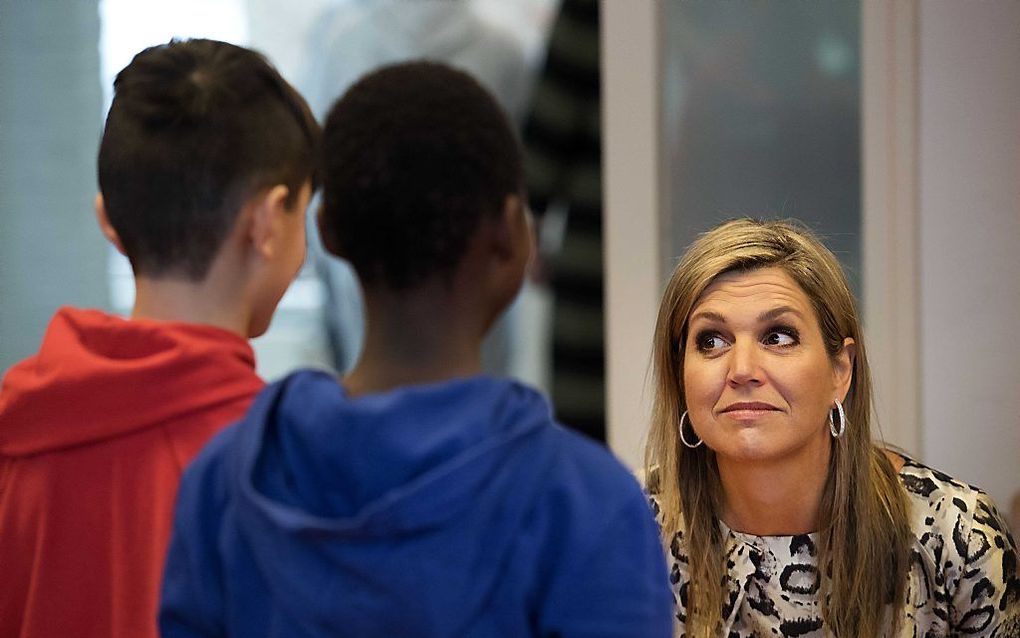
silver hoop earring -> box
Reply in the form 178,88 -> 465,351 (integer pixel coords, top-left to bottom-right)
829,399 -> 847,438
679,411 -> 703,448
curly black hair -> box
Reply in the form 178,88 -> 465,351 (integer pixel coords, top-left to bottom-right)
98,39 -> 320,280
320,61 -> 524,290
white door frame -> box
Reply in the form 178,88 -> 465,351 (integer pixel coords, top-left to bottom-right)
601,0 -> 665,470
860,1 -> 923,455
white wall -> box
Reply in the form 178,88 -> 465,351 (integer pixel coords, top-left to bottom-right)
918,2 -> 1020,509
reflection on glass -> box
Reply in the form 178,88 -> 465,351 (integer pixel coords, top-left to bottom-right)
663,2 -> 861,293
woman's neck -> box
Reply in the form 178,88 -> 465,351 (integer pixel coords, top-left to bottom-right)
716,443 -> 832,536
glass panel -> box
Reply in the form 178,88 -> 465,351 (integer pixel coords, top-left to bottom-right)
662,1 -> 861,293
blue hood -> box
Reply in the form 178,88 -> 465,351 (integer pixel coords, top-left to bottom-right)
229,370 -> 558,635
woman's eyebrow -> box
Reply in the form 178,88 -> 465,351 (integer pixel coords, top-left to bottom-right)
689,310 -> 726,325
757,306 -> 803,322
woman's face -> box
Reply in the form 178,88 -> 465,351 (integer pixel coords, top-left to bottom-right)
682,267 -> 853,466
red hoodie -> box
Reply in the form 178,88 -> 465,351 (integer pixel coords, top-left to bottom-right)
0,307 -> 264,638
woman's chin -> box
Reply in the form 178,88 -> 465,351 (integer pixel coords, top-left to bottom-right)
710,435 -> 824,468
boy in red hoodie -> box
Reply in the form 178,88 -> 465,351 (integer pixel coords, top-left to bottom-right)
0,39 -> 319,638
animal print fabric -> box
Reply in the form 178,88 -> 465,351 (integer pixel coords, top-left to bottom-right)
650,458 -> 1020,637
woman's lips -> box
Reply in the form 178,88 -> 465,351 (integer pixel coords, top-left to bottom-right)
720,402 -> 781,420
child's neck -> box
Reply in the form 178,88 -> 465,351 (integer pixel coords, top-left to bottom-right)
131,275 -> 249,337
343,282 -> 489,397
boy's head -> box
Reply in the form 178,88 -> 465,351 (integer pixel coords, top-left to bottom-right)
319,61 -> 528,297
97,38 -> 320,282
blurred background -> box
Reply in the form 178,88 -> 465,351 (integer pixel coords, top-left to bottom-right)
0,1 -> 1016,524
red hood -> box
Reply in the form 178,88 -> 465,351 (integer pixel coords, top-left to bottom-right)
0,307 -> 263,456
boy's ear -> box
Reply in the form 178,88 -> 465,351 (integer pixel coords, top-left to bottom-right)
94,193 -> 127,256
247,185 -> 291,259
492,194 -> 530,262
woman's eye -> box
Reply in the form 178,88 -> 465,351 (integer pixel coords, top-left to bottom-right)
764,329 -> 798,347
696,333 -> 729,352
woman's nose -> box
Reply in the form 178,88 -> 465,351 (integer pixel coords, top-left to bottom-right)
727,339 -> 761,387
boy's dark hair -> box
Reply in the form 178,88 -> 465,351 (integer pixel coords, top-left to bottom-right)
98,39 -> 320,280
320,61 -> 524,290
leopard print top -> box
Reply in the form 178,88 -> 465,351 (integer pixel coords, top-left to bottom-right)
650,457 -> 1020,637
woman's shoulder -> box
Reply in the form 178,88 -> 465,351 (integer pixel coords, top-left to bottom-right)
648,475 -> 665,530
644,467 -> 681,533
895,454 -> 1016,570
895,454 -> 1020,632
895,454 -> 991,524
897,453 -> 983,502
895,455 -> 990,542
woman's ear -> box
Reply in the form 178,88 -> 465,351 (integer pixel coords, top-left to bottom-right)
834,337 -> 856,402
94,193 -> 127,256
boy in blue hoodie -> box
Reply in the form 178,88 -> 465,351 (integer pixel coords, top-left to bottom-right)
160,61 -> 673,638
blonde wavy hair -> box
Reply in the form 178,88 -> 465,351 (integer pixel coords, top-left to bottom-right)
645,218 -> 911,637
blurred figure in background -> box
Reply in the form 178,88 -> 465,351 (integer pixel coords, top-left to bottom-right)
522,0 -> 605,441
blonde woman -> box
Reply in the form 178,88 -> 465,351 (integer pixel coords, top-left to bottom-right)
646,218 -> 1019,637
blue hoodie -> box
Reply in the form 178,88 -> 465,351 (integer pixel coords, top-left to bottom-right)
160,371 -> 673,637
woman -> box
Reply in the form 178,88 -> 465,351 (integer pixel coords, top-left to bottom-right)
646,218 -> 1019,637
